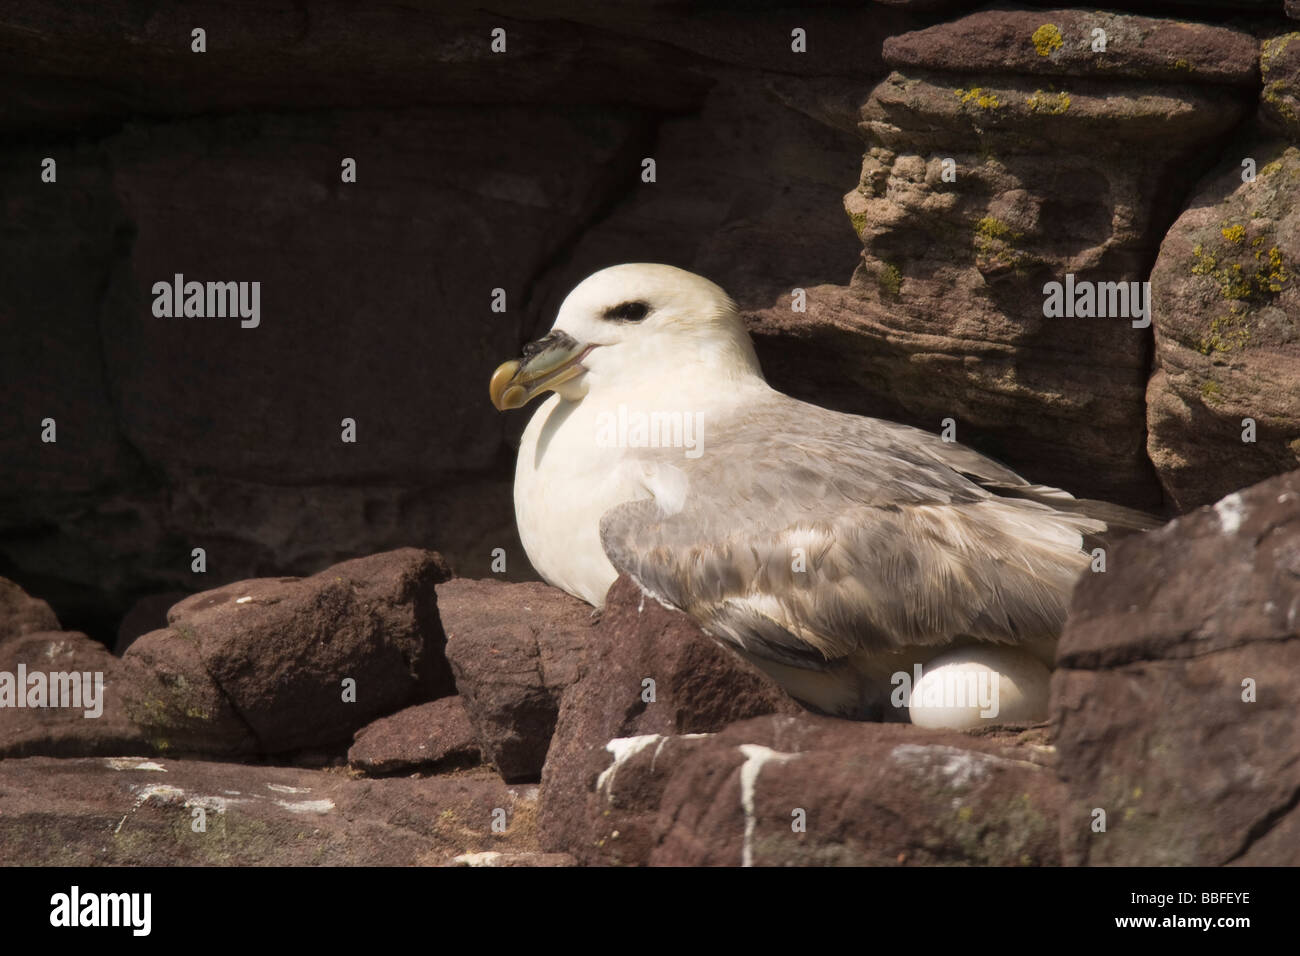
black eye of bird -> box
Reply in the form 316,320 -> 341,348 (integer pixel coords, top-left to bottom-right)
603,300 -> 650,322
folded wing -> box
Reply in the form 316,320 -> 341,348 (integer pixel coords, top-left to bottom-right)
598,395 -> 1152,673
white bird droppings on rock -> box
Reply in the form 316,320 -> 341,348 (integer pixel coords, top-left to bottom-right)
1215,491 -> 1246,534
105,758 -> 167,772
185,794 -> 245,814
453,851 -> 503,866
596,734 -> 663,798
115,783 -> 186,833
738,744 -> 797,867
273,798 -> 334,814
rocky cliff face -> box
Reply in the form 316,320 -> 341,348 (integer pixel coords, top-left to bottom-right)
1,0 -> 1299,866
3,2 -> 1298,637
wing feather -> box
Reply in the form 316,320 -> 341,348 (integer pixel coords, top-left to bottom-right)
598,395 -> 1143,671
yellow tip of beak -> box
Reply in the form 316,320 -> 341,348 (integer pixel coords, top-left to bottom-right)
490,334 -> 592,411
489,359 -> 527,411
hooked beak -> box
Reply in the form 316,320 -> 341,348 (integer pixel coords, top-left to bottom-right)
489,331 -> 595,411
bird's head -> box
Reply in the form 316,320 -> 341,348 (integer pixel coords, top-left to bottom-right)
489,263 -> 763,411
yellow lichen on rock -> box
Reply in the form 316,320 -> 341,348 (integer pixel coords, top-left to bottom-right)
1197,311 -> 1250,355
955,87 -> 1001,109
975,216 -> 1013,240
1191,236 -> 1290,301
1026,90 -> 1071,114
1261,33 -> 1295,75
1032,24 -> 1063,57
1259,246 -> 1290,293
1261,36 -> 1299,125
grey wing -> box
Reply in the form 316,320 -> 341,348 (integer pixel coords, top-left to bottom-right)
869,418 -> 1160,532
598,398 -> 1115,672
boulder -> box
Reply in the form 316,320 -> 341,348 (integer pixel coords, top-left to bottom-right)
733,7 -> 1258,512
439,579 -> 594,782
1054,470 -> 1300,865
121,623 -> 259,757
121,549 -> 453,755
748,8 -> 1255,509
0,576 -> 59,644
545,713 -> 1061,866
0,630 -> 150,758
1261,32 -> 1300,141
882,10 -> 1258,86
1146,145 -> 1300,510
0,755 -> 541,865
348,696 -> 481,776
539,574 -> 803,855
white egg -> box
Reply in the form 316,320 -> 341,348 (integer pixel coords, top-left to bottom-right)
909,645 -> 1051,731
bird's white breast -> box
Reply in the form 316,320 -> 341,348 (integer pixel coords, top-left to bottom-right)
514,393 -> 644,606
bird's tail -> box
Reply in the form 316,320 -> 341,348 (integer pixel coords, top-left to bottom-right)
986,481 -> 1162,533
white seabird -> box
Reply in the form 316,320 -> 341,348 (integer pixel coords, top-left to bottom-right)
489,263 -> 1155,728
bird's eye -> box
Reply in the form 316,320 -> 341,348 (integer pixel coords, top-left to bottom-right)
602,300 -> 650,322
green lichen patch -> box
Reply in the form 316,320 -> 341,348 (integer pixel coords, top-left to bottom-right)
878,262 -> 902,295
972,216 -> 1040,273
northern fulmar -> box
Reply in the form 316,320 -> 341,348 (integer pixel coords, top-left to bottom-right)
489,263 -> 1155,729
